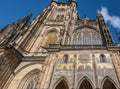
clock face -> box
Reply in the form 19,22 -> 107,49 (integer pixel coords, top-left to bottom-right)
78,54 -> 90,64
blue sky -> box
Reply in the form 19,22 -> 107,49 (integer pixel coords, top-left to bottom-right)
0,0 -> 120,43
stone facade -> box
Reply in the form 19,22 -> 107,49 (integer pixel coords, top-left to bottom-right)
0,0 -> 120,89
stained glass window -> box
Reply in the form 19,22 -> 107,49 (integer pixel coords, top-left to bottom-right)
26,74 -> 39,89
71,28 -> 102,45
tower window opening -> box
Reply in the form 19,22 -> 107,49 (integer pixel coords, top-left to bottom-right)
100,54 -> 107,63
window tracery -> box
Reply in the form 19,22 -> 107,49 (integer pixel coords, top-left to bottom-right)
71,28 -> 102,45
26,74 -> 39,89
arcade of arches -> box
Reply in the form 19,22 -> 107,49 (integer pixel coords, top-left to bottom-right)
54,78 -> 117,89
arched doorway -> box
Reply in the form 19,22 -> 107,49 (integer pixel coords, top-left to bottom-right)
79,79 -> 93,89
103,79 -> 117,89
55,79 -> 69,89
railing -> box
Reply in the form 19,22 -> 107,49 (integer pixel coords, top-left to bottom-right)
47,44 -> 107,50
61,45 -> 107,50
22,56 -> 46,61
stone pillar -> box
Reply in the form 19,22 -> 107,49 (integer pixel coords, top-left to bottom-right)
92,55 -> 99,88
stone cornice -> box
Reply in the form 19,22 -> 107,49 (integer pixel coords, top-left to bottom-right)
42,44 -> 120,52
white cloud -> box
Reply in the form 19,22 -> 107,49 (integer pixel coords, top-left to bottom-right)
97,7 -> 120,30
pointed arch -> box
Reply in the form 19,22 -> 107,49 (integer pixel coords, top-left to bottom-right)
101,76 -> 118,89
7,64 -> 42,89
44,31 -> 58,46
63,54 -> 69,63
42,27 -> 61,47
17,69 -> 40,89
53,76 -> 70,89
73,25 -> 99,34
71,27 -> 102,45
77,76 -> 94,89
99,54 -> 107,63
41,27 -> 60,36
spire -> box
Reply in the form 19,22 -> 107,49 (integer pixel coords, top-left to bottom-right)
22,13 -> 32,23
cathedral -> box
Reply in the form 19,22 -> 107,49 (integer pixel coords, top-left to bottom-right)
0,0 -> 120,89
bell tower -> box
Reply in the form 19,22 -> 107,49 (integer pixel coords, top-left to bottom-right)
1,1 -> 120,89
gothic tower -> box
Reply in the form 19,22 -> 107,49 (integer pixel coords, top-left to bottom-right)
0,0 -> 120,89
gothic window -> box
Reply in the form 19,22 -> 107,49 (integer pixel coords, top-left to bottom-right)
71,28 -> 102,45
83,33 -> 91,45
63,54 -> 68,63
44,31 -> 58,47
61,15 -> 64,20
56,15 -> 64,20
100,54 -> 107,63
27,81 -> 34,89
56,15 -> 60,19
78,33 -> 82,44
26,74 -> 39,89
92,33 -> 96,45
72,34 -> 77,45
18,70 -> 40,89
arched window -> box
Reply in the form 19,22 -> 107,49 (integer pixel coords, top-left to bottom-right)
91,33 -> 96,45
63,54 -> 68,63
71,28 -> 102,45
78,32 -> 82,44
26,74 -> 39,89
100,54 -> 107,63
44,31 -> 58,47
83,33 -> 91,45
56,15 -> 64,20
72,34 -> 77,45
27,81 -> 34,89
18,70 -> 40,89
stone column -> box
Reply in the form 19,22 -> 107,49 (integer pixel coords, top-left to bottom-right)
92,55 -> 99,88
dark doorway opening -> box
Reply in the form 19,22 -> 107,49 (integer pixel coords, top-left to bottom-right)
103,79 -> 116,89
55,80 -> 69,89
79,79 -> 93,89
